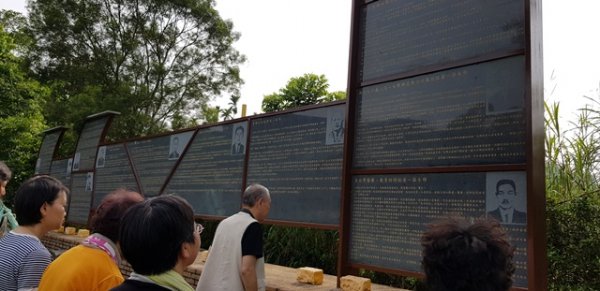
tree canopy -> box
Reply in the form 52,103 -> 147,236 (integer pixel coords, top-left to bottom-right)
261,73 -> 346,113
27,0 -> 245,141
0,22 -> 48,199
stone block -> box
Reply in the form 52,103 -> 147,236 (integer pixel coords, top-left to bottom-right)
296,267 -> 324,285
340,275 -> 371,291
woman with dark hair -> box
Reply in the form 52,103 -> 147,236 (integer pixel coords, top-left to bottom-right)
0,161 -> 18,234
39,189 -> 144,291
0,175 -> 69,291
421,217 -> 516,291
111,195 -> 200,291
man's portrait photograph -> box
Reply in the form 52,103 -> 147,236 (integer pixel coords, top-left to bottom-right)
486,172 -> 527,225
168,135 -> 181,160
66,158 -> 73,176
96,146 -> 107,168
85,172 -> 94,192
325,108 -> 344,145
231,124 -> 246,155
73,152 -> 81,171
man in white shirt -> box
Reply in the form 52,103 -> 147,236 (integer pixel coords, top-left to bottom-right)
197,184 -> 271,291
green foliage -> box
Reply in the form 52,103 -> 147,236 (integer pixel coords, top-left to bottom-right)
261,73 -> 346,113
546,100 -> 600,290
27,0 -> 245,144
358,270 -> 426,290
263,226 -> 338,275
0,24 -> 48,201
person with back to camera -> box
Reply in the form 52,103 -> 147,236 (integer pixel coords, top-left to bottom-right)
421,217 -> 515,291
0,161 -> 18,234
196,184 -> 271,291
111,195 -> 201,291
0,175 -> 69,291
39,188 -> 144,291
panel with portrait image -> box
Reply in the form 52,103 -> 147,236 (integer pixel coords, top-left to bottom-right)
247,104 -> 345,226
127,131 -> 193,196
349,172 -> 528,287
73,116 -> 112,171
165,122 -> 247,217
93,143 -> 139,208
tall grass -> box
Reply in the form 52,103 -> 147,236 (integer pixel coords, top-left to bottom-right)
546,100 -> 600,290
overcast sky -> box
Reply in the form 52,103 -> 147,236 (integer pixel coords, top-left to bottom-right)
2,0 -> 599,123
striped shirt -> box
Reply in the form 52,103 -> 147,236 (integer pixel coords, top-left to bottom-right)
0,231 -> 52,291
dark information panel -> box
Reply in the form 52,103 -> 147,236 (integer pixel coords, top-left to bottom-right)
50,159 -> 71,187
127,131 -> 194,196
36,131 -> 63,174
73,117 -> 110,171
354,56 -> 525,169
247,105 -> 345,226
349,172 -> 527,287
165,122 -> 247,217
93,144 -> 139,208
359,0 -> 524,81
66,172 -> 94,225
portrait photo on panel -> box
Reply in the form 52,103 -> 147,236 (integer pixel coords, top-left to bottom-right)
231,123 -> 247,155
96,146 -> 107,168
325,108 -> 345,145
66,158 -> 73,176
168,135 -> 182,160
486,172 -> 527,225
85,172 -> 94,192
73,152 -> 81,171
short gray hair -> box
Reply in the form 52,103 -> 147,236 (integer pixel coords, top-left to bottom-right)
242,184 -> 270,207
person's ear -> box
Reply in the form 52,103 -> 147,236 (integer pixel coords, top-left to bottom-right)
40,202 -> 49,218
180,241 -> 195,260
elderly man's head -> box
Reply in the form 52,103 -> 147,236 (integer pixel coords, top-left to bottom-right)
241,184 -> 271,222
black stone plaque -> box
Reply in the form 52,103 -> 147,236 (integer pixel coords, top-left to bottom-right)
360,0 -> 524,81
36,131 -> 63,174
354,56 -> 525,169
50,159 -> 71,187
247,105 -> 345,226
73,117 -> 111,171
93,144 -> 139,208
66,172 -> 94,225
349,172 -> 527,287
165,122 -> 247,216
127,131 -> 194,196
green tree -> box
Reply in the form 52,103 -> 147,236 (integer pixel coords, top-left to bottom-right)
27,0 -> 245,142
261,73 -> 346,112
0,24 -> 48,199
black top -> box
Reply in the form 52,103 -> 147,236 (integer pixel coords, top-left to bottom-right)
111,280 -> 170,291
240,209 -> 263,259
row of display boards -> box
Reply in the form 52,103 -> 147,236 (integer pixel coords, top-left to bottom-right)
35,0 -> 544,289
